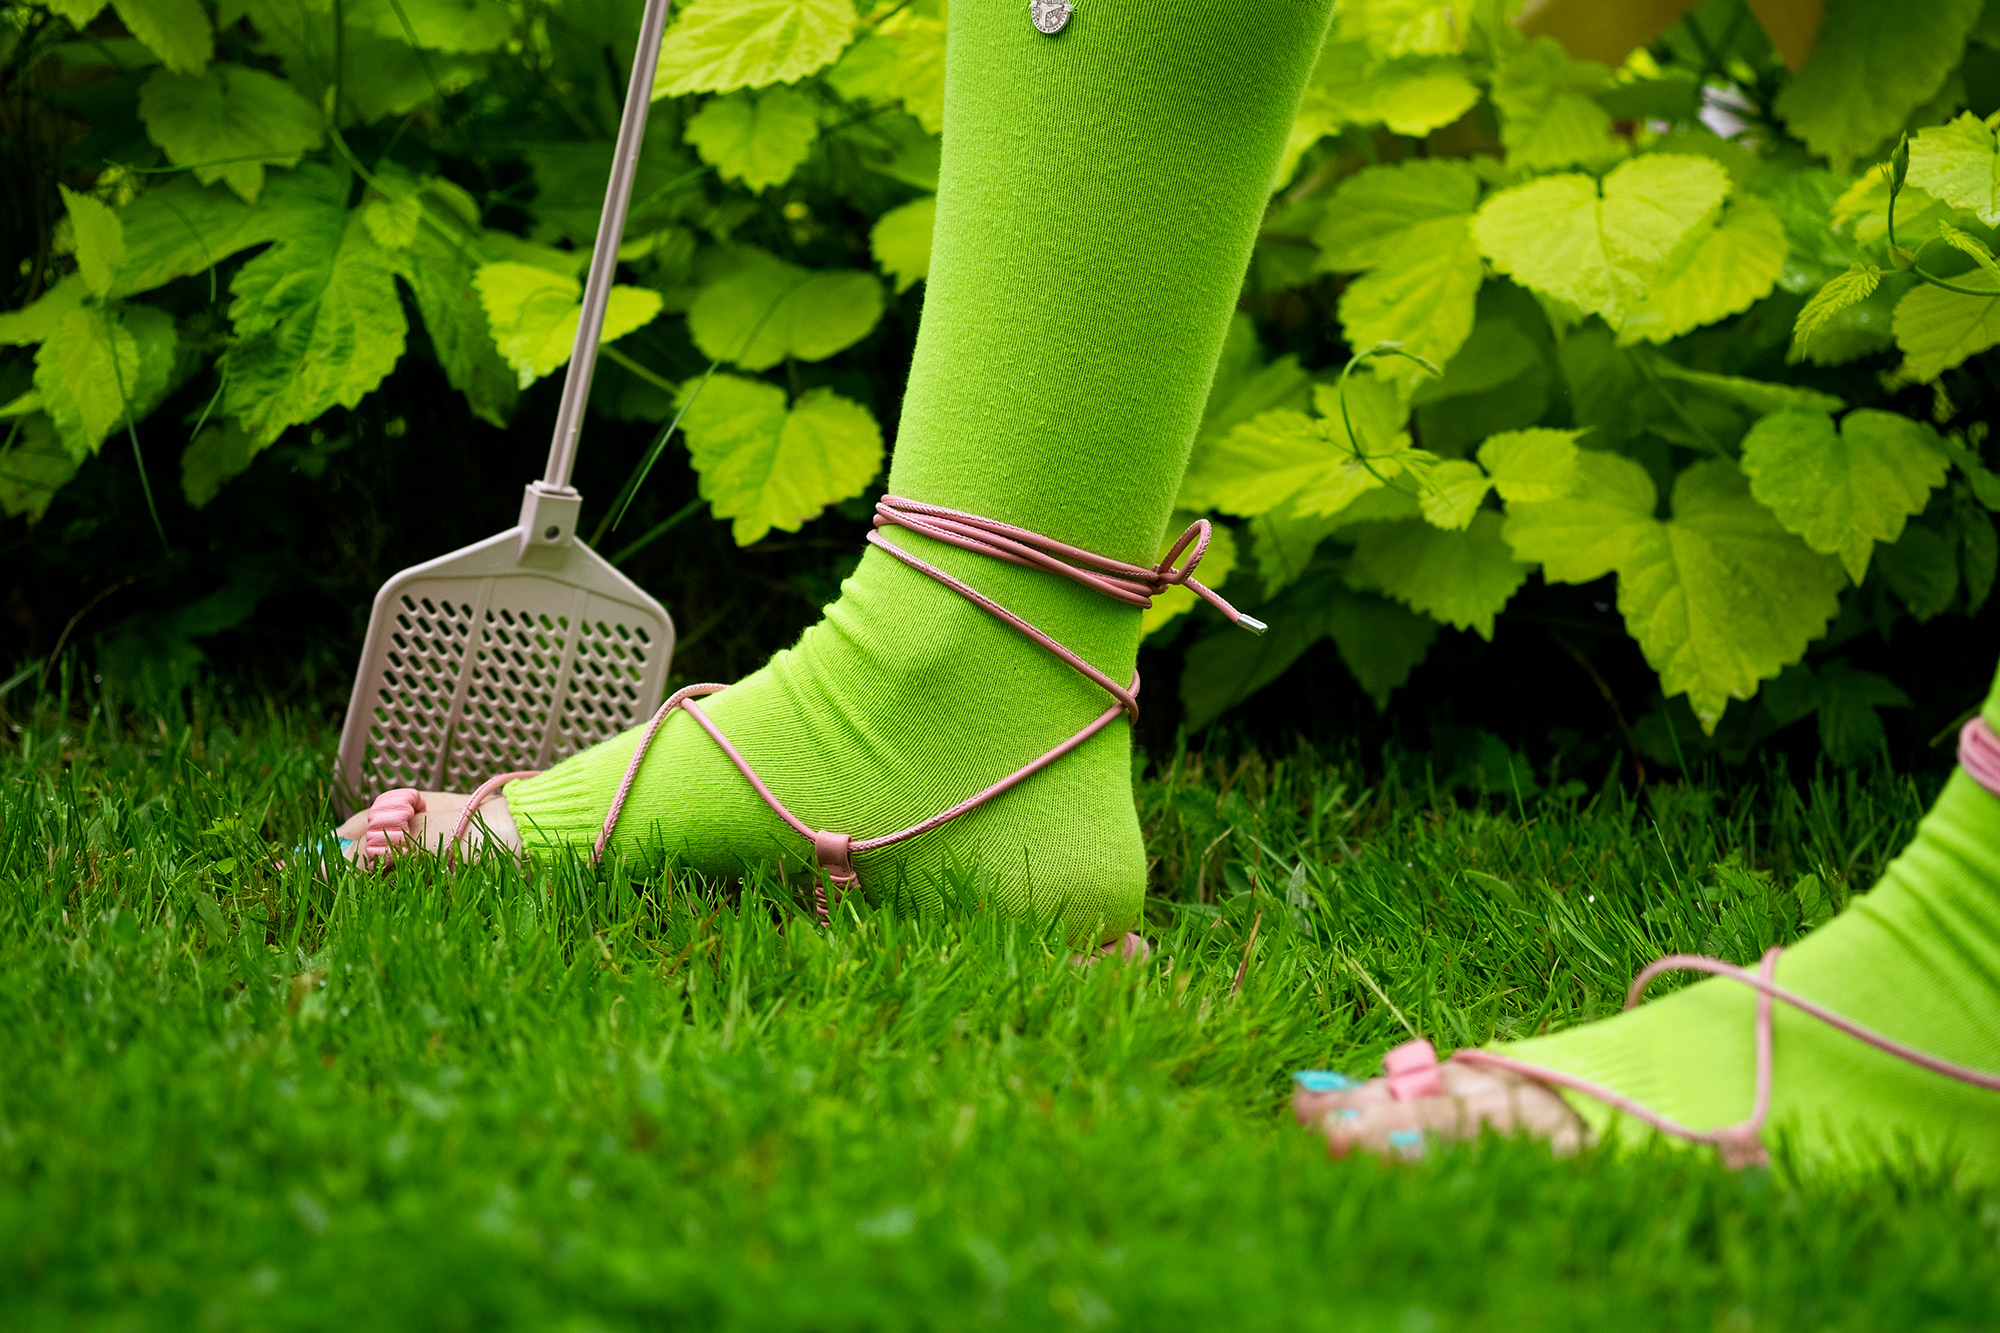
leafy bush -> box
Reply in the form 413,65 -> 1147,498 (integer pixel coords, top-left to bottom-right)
4,0 -> 2000,770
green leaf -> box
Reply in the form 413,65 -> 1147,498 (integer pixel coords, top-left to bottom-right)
1938,220 -> 2000,284
346,0 -> 514,54
112,0 -> 213,74
361,196 -> 422,250
1774,0 -> 1982,169
33,305 -> 177,459
1907,112 -> 2000,225
1418,458 -> 1490,530
1831,165 -> 1955,251
1335,224 -> 1484,388
473,262 -> 663,390
1939,433 -> 2000,509
856,113 -> 941,191
1647,359 -> 1845,417
1474,155 -> 1731,329
240,0 -> 489,125
1248,497 -> 1384,594
1594,72 -> 1702,122
1141,518 -> 1239,636
0,276 -> 88,347
1615,196 -> 1787,344
1739,408 -> 1948,582
1490,35 -> 1619,171
389,198 -> 519,426
1185,332 -> 1314,498
1501,448 -> 1663,583
870,195 -> 934,293
1315,159 -> 1480,272
179,420 -> 263,508
1181,376 -> 1412,517
107,169 -> 344,299
1307,168 -> 1487,382
1876,522 -> 1960,620
137,65 -> 324,203
0,414 -> 80,522
681,377 -> 883,545
1515,457 -> 1845,731
1413,315 -> 1539,404
1556,323 -> 1643,443
686,247 -> 884,370
226,209 -> 406,444
1478,427 -> 1581,502
58,186 -> 123,300
45,0 -> 106,25
1335,0 -> 1465,57
1815,659 -> 1910,766
823,7 -> 945,134
1179,571 -> 1436,725
1891,273 -> 2000,382
1349,511 -> 1529,639
652,0 -> 855,98
1952,487 -> 1998,609
1324,584 -> 1438,709
1791,263 -> 1883,361
684,87 -> 821,192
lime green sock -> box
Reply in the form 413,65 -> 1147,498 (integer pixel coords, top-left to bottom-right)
1501,670 -> 2000,1176
506,0 -> 1334,938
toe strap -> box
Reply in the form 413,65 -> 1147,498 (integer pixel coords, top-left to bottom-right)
1384,1038 -> 1445,1101
361,788 -> 425,868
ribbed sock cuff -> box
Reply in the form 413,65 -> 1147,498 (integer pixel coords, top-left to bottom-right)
502,731 -> 640,852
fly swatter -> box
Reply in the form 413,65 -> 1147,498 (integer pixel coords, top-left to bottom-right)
335,0 -> 677,810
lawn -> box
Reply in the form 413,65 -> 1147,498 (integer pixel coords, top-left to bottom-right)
3,686 -> 1996,1331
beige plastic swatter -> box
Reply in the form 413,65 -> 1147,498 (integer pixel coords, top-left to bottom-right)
335,0 -> 678,810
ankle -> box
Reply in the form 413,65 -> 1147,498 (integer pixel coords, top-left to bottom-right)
837,541 -> 1143,696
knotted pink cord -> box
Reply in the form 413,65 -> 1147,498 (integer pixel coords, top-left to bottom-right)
591,499 -> 1257,924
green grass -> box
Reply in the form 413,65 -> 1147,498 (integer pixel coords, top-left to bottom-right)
4,687 -> 1997,1331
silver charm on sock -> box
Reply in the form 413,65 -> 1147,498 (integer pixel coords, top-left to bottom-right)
1030,0 -> 1072,34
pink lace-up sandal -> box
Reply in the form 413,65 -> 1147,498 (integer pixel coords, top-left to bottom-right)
346,496 -> 1260,946
1297,715 -> 2000,1168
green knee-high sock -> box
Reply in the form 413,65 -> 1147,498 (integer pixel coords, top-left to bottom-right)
505,0 -> 1334,937
1500,669 -> 2000,1175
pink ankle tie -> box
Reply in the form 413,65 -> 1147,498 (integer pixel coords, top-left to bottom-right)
1371,716 -> 2000,1167
594,498 -> 1256,924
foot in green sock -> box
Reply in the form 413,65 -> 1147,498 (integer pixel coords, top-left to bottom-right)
377,0 -> 1336,940
1296,674 -> 2000,1177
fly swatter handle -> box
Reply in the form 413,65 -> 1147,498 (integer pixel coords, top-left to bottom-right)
542,0 -> 677,490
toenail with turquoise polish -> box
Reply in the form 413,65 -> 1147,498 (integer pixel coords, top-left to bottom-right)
1294,1070 -> 1362,1092
1334,1108 -> 1362,1122
1387,1130 -> 1423,1149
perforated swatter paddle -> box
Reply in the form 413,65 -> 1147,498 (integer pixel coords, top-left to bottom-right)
335,0 -> 677,810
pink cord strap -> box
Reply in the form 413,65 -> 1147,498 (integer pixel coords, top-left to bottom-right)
1383,945 -> 2000,1168
1959,716 -> 2000,797
592,498 -> 1259,923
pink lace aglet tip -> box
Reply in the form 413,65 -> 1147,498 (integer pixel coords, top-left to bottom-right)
1236,614 -> 1268,635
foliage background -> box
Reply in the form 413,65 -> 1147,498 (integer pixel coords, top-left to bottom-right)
5,0 -> 2000,785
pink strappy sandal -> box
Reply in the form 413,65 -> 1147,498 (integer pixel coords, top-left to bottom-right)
348,497 -> 1260,935
1313,716 -> 2000,1169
